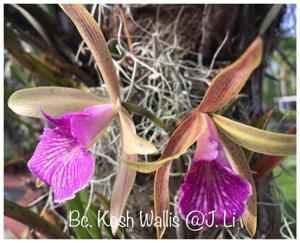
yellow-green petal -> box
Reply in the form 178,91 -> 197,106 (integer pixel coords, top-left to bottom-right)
8,86 -> 105,118
212,114 -> 296,156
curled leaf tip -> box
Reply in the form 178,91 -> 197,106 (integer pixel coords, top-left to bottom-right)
124,154 -> 179,173
35,178 -> 44,188
118,105 -> 158,155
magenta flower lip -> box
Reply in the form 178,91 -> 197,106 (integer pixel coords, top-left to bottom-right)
28,104 -> 115,203
178,114 -> 252,226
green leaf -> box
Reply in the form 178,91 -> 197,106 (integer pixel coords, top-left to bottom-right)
12,4 -> 52,46
212,114 -> 296,156
4,199 -> 69,239
5,44 -> 77,87
4,26 -> 22,49
78,189 -> 102,239
123,102 -> 167,131
80,194 -> 116,239
8,86 -> 107,118
65,192 -> 92,239
65,189 -> 103,239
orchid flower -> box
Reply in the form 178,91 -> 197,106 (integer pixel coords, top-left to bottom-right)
8,4 -> 157,230
125,37 -> 296,238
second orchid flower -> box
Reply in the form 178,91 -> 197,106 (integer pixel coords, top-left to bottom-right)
125,36 -> 296,238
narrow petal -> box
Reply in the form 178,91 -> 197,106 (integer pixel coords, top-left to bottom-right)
198,37 -> 263,113
60,4 -> 120,103
28,128 -> 95,203
71,104 -> 116,147
118,104 -> 157,155
110,153 -> 136,236
179,160 -> 252,225
212,114 -> 296,156
8,86 -> 106,118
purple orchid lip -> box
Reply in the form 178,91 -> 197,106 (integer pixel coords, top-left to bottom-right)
28,104 -> 116,203
178,114 -> 252,226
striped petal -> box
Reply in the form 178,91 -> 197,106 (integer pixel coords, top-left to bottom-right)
27,105 -> 116,203
178,115 -> 252,226
28,128 -> 95,203
179,159 -> 252,225
198,37 -> 263,113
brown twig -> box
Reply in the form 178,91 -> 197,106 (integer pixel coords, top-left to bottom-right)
5,154 -> 32,168
118,4 -> 133,51
276,46 -> 296,73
